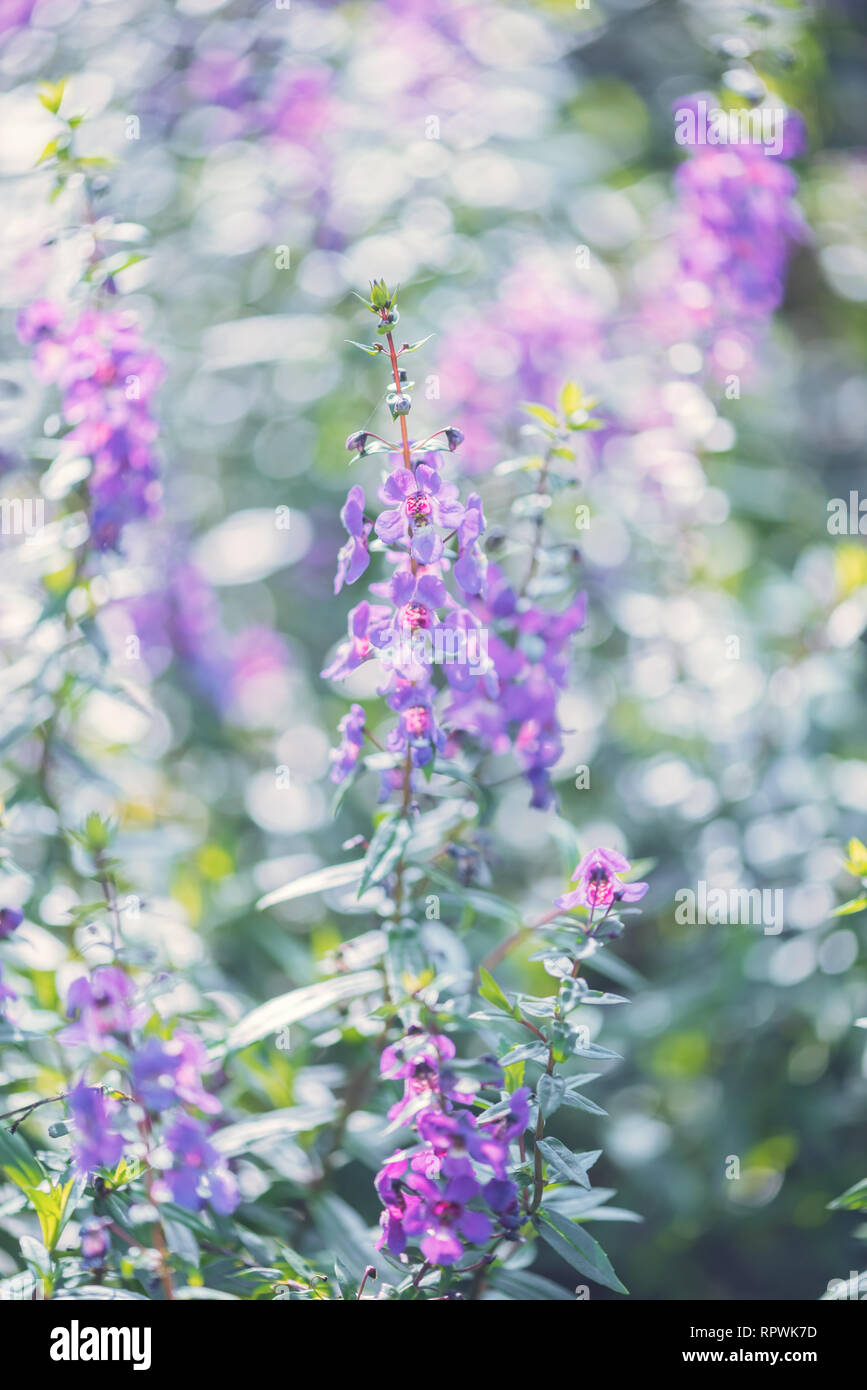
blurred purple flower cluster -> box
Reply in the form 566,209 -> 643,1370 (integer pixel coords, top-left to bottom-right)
125,561 -> 289,721
63,966 -> 239,1216
17,300 -> 163,550
435,260 -> 605,471
375,1026 -> 525,1266
448,562 -> 587,810
645,98 -> 806,379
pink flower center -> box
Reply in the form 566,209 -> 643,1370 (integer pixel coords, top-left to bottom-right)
402,603 -> 429,630
405,493 -> 432,523
585,868 -> 616,907
432,1201 -> 460,1222
405,705 -> 429,736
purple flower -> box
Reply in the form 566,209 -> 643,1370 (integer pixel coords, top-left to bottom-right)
61,967 -> 137,1049
454,493 -> 486,595
483,1177 -> 522,1235
131,1032 -> 221,1115
403,1168 -> 492,1265
555,846 -> 648,912
80,1216 -> 112,1267
380,1026 -> 456,1081
154,1114 -> 239,1215
446,568 -> 587,807
375,463 -> 465,566
68,1081 -> 124,1175
321,600 -> 389,681
383,1031 -> 449,1124
334,485 -> 371,593
641,101 -> 807,378
374,1033 -> 525,1266
328,703 -> 366,784
385,679 -> 444,769
0,907 -> 23,939
476,1087 -> 531,1176
0,963 -> 17,1015
20,304 -> 164,550
15,299 -> 62,344
383,566 -> 447,615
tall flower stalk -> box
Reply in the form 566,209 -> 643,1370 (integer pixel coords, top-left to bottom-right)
320,285 -> 648,1299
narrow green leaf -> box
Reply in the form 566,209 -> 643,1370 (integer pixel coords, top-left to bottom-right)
0,1124 -> 48,1192
828,1178 -> 867,1211
400,335 -> 434,354
522,402 -> 558,428
537,1074 -> 565,1120
225,970 -> 381,1052
358,814 -> 412,897
478,968 -> 515,1017
537,1136 -> 593,1188
38,79 -> 66,114
536,1208 -> 628,1294
256,859 -> 364,910
832,896 -> 867,917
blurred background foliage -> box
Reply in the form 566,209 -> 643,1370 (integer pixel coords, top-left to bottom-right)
1,0 -> 866,1299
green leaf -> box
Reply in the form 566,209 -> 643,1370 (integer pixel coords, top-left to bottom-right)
438,886 -> 522,927
400,335 -> 434,354
537,1137 -> 594,1188
537,1073 -> 565,1120
543,1183 -> 615,1217
493,455 -> 544,476
38,79 -> 66,114
345,339 -> 382,355
832,896 -> 867,917
54,1286 -> 150,1301
358,814 -> 412,897
522,402 -> 559,428
575,990 -> 629,1005
211,1104 -> 338,1157
498,1041 -> 550,1066
27,1177 -> 76,1252
35,138 -> 62,166
311,1193 -> 390,1282
560,381 -> 582,415
225,971 -> 381,1052
0,1124 -> 48,1192
491,1268 -> 573,1301
174,1286 -> 239,1300
82,811 -> 113,852
572,1040 -> 622,1061
828,1178 -> 867,1211
478,968 -> 516,1017
845,838 -> 867,876
536,1208 -> 628,1294
105,251 -> 147,276
256,859 -> 364,910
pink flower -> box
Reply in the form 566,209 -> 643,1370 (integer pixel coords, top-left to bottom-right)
555,847 -> 648,912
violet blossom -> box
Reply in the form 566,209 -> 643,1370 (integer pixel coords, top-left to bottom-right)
555,847 -> 648,912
